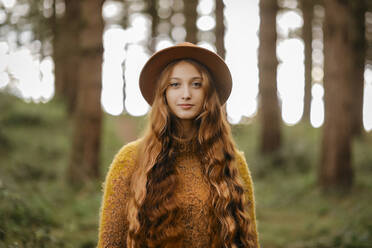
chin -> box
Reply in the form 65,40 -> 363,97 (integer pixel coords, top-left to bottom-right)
178,116 -> 195,120
175,113 -> 197,120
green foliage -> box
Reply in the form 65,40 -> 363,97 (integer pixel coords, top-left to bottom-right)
0,92 -> 371,247
0,183 -> 63,247
0,92 -> 122,247
232,121 -> 320,177
232,122 -> 372,248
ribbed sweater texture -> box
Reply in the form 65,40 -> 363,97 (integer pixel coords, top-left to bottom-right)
97,139 -> 259,247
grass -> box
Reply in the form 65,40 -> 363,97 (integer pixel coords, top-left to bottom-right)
233,121 -> 372,248
0,92 -> 371,247
0,93 -> 123,247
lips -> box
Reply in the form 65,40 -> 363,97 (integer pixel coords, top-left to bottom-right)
178,104 -> 194,109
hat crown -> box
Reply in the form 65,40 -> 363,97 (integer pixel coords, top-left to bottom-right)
139,42 -> 232,106
176,42 -> 196,47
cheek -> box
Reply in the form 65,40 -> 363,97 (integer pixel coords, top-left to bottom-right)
165,90 -> 177,111
165,90 -> 172,104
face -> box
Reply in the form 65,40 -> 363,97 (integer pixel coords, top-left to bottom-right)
165,61 -> 206,123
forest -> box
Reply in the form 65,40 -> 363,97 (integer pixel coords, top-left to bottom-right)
0,0 -> 372,247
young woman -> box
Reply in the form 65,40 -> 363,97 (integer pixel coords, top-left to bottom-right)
97,42 -> 259,248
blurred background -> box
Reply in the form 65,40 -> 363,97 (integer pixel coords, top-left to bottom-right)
0,0 -> 372,247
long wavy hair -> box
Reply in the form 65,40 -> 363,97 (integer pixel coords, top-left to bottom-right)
127,59 -> 256,247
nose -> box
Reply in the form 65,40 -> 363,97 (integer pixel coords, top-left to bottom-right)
181,85 -> 191,100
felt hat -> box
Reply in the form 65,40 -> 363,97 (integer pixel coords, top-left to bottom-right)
139,42 -> 232,105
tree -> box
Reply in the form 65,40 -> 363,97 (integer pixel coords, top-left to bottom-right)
148,0 -> 159,52
350,0 -> 367,137
300,0 -> 313,123
215,0 -> 227,116
184,0 -> 198,43
367,2 -> 372,66
320,0 -> 354,191
53,0 -> 80,116
68,0 -> 105,185
215,0 -> 226,59
258,0 -> 281,154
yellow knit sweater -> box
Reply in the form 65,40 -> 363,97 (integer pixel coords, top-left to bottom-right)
97,139 -> 259,247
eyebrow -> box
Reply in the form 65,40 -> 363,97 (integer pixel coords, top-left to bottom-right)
169,76 -> 203,80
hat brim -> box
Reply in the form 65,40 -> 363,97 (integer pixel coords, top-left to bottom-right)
139,43 -> 232,106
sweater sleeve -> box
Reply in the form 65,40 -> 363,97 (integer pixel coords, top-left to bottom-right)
235,150 -> 260,248
97,141 -> 139,248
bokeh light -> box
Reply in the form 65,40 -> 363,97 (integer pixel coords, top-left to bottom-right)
310,83 -> 324,128
0,0 -> 371,131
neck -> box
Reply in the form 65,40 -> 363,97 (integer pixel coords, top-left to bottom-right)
178,119 -> 196,139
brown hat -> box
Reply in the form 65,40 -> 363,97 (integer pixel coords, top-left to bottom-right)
139,42 -> 232,105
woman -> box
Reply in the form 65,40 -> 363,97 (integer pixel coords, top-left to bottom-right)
97,42 -> 259,248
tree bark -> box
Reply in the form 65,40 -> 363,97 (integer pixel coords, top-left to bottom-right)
300,0 -> 313,123
350,0 -> 366,137
215,0 -> 226,59
215,0 -> 227,116
54,0 -> 80,116
184,0 -> 198,44
148,0 -> 159,53
68,0 -> 105,185
52,0 -> 62,98
258,0 -> 281,154
320,0 -> 354,191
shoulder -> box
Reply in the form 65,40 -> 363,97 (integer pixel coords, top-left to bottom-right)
103,139 -> 142,185
234,150 -> 253,188
235,150 -> 247,166
234,150 -> 249,174
112,139 -> 142,165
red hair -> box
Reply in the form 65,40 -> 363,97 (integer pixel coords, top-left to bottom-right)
127,59 -> 257,247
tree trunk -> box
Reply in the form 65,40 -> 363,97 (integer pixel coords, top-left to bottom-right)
68,0 -> 105,185
215,0 -> 226,59
258,0 -> 281,154
215,0 -> 227,116
300,0 -> 313,123
320,0 -> 354,191
184,0 -> 198,44
52,0 -> 62,98
148,0 -> 159,53
54,0 -> 80,116
350,0 -> 366,137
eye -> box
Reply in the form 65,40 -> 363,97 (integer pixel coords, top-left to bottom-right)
192,81 -> 202,88
169,82 -> 180,88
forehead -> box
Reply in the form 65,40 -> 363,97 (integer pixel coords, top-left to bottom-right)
169,61 -> 202,77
